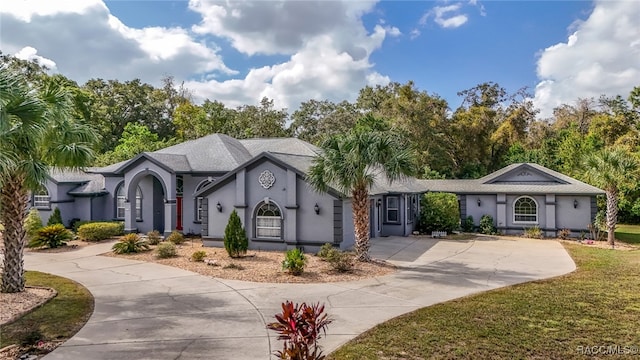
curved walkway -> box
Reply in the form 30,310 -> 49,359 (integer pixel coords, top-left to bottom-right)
25,236 -> 575,360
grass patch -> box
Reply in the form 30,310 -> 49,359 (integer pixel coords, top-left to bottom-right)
0,271 -> 94,348
329,245 -> 640,359
615,224 -> 640,244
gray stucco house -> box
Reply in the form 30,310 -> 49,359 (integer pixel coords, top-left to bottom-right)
420,163 -> 604,237
31,135 -> 602,251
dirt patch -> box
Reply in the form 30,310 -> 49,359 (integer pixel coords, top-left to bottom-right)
0,286 -> 56,326
558,238 -> 639,251
104,239 -> 396,283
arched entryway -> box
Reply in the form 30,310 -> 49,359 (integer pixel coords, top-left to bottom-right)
126,170 -> 169,234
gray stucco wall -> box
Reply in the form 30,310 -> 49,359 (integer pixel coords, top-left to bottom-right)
295,179 -> 336,245
556,196 -> 593,231
465,195 -> 498,226
341,200 -> 355,250
205,178 -> 238,238
203,159 -> 339,252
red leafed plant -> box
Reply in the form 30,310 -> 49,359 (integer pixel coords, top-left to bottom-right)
267,301 -> 332,360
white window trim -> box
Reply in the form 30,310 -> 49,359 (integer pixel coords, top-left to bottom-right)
33,187 -> 51,209
254,201 -> 283,239
194,179 -> 213,223
513,196 -> 538,224
385,196 -> 400,223
115,183 -> 142,221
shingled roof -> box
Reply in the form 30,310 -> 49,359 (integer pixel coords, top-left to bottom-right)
419,163 -> 603,195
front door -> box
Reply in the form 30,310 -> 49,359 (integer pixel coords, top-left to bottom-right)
176,197 -> 183,231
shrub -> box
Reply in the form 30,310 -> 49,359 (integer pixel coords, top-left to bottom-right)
24,208 -> 43,242
461,215 -> 475,232
418,192 -> 460,233
479,214 -> 496,235
282,248 -> 306,275
112,233 -> 150,254
223,262 -> 245,270
316,243 -> 335,260
191,250 -> 207,262
557,228 -> 571,239
28,224 -> 73,248
166,231 -> 185,245
156,242 -> 177,258
146,230 -> 162,245
523,226 -> 543,239
47,207 -> 63,226
224,210 -> 248,258
327,251 -> 354,273
77,222 -> 124,241
267,301 -> 332,360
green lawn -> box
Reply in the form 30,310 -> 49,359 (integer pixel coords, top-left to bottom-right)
616,224 -> 640,244
0,271 -> 94,349
329,245 -> 640,359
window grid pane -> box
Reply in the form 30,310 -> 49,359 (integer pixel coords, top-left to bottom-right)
196,197 -> 203,222
255,203 -> 282,239
514,197 -> 537,222
34,195 -> 50,208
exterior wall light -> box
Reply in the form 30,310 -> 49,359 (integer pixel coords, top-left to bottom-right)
377,199 -> 382,208
574,199 -> 578,209
477,198 -> 481,207
216,202 -> 222,212
314,203 -> 320,215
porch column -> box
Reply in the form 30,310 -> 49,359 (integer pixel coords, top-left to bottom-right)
496,193 -> 506,230
164,200 -> 176,236
545,194 -> 556,237
124,199 -> 136,233
285,169 -> 297,245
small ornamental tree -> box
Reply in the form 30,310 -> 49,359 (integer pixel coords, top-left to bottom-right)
224,210 -> 248,258
47,207 -> 63,226
24,208 -> 43,242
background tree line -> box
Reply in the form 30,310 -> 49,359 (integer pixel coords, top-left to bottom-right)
3,53 -> 639,223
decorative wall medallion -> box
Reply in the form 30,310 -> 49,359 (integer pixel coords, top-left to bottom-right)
259,170 -> 276,189
517,171 -> 532,177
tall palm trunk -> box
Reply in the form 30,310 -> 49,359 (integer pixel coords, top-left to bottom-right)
352,185 -> 371,262
1,174 -> 29,293
605,189 -> 618,246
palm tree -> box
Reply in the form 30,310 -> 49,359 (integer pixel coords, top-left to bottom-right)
0,66 -> 96,293
307,115 -> 415,261
582,147 -> 639,247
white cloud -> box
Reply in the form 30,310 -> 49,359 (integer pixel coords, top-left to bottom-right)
0,0 -> 104,22
436,14 -> 468,29
0,1 -> 231,85
185,25 -> 391,110
418,2 -> 470,30
14,46 -> 57,70
1,0 -> 394,112
185,0 -> 394,110
533,0 -> 640,118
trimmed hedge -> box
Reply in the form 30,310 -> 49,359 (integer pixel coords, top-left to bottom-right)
77,222 -> 124,241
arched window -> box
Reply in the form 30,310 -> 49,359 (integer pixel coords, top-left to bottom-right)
116,184 -> 142,220
255,201 -> 282,239
195,179 -> 212,222
33,186 -> 50,209
513,196 -> 538,223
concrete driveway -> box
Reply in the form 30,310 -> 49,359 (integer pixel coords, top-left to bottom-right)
24,236 -> 575,359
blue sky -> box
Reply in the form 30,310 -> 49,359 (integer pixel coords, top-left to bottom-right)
1,1 -> 638,117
